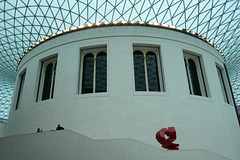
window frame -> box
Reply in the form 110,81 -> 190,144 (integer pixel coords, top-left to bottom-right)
184,52 -> 208,97
15,70 -> 26,110
216,64 -> 233,105
133,46 -> 165,92
79,47 -> 107,94
36,56 -> 57,102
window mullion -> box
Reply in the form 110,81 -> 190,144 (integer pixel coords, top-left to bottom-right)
144,53 -> 149,91
157,55 -> 163,91
93,56 -> 97,93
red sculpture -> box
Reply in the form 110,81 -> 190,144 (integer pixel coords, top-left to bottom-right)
156,127 -> 179,150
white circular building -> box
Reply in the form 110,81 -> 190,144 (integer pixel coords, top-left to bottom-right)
2,23 -> 239,160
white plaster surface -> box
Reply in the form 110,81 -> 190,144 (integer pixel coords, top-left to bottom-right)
5,26 -> 240,160
0,121 -> 6,137
0,130 -> 231,160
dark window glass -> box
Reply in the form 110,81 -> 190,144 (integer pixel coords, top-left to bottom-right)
42,63 -> 53,100
217,67 -> 229,104
133,51 -> 146,91
51,62 -> 57,98
184,58 -> 192,94
146,52 -> 160,91
96,52 -> 107,93
82,53 -> 94,94
188,59 -> 201,96
16,72 -> 26,110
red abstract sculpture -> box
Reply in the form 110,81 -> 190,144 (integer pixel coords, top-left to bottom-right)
156,127 -> 179,150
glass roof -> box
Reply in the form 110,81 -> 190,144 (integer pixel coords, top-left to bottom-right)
1,0 -> 240,120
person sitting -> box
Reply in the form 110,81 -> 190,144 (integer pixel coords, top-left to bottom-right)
37,128 -> 42,132
56,124 -> 64,130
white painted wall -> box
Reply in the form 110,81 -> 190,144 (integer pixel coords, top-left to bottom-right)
0,130 -> 230,160
6,26 -> 240,160
0,121 -> 6,137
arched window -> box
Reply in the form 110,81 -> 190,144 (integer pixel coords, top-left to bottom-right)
184,53 -> 207,97
15,72 -> 26,110
133,47 -> 164,92
146,51 -> 160,91
42,63 -> 53,100
216,65 -> 232,104
37,57 -> 57,101
81,48 -> 107,94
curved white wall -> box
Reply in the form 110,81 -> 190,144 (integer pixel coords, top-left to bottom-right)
7,26 -> 240,159
0,121 -> 6,137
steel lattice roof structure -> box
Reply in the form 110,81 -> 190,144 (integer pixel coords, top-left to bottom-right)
1,0 -> 240,121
